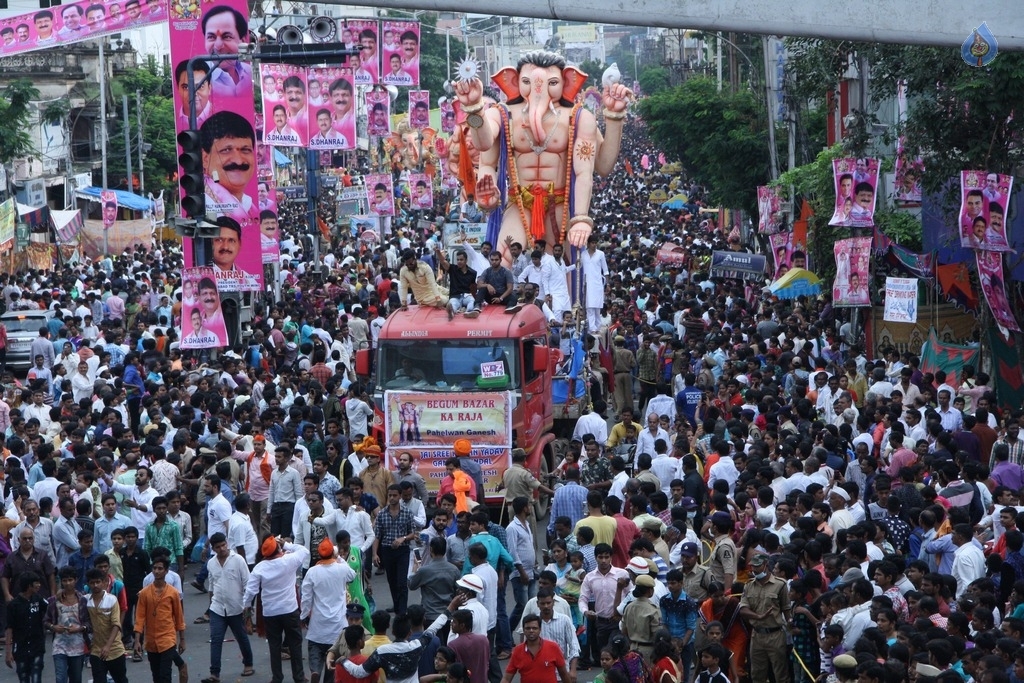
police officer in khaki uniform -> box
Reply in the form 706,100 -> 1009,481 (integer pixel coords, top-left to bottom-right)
707,512 -> 737,595
612,335 -> 637,412
621,574 -> 661,660
739,554 -> 791,683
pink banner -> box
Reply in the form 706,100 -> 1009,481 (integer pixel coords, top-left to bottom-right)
261,63 -> 307,147
345,19 -> 379,85
381,20 -> 419,86
311,66 -> 355,149
832,236 -> 872,307
976,250 -> 1019,331
410,173 -> 432,210
959,170 -> 1013,252
365,90 -> 391,137
170,0 -> 262,293
409,90 -> 430,129
100,189 -> 117,229
365,173 -> 395,216
829,158 -> 879,228
0,0 -> 164,58
255,115 -> 280,265
440,101 -> 455,134
756,185 -> 783,234
768,232 -> 791,276
179,267 -> 229,349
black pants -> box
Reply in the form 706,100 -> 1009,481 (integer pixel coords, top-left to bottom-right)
147,648 -> 176,683
270,502 -> 296,538
379,545 -> 410,614
90,654 -> 128,683
587,616 -> 619,665
265,609 -> 305,683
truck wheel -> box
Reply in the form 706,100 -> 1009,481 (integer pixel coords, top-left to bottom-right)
533,453 -> 551,521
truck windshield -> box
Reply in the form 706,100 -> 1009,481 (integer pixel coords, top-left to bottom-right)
378,339 -> 518,392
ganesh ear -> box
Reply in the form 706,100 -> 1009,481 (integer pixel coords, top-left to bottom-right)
490,67 -> 519,100
562,66 -> 588,102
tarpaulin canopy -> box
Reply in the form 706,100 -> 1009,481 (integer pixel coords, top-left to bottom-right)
768,267 -> 822,299
52,209 -> 84,243
274,149 -> 292,166
710,250 -> 767,280
75,187 -> 153,212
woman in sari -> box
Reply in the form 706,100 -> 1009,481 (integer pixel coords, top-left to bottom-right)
651,630 -> 682,683
337,529 -> 374,634
698,581 -> 747,683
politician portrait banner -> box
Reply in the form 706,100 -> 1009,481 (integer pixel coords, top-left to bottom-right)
365,173 -> 395,216
976,250 -> 1019,332
381,20 -> 419,86
768,232 -> 791,277
307,66 -> 354,150
832,236 -> 871,307
260,63 -> 307,147
365,89 -> 391,137
959,170 -> 1013,251
440,100 -> 455,134
409,173 -> 433,211
757,185 -> 783,234
169,0 -> 263,293
409,90 -> 430,129
179,267 -> 229,349
345,18 -> 379,85
100,189 -> 117,229
829,157 -> 880,228
883,277 -> 919,324
0,0 -> 164,59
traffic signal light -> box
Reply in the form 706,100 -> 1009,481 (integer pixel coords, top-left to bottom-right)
177,129 -> 205,218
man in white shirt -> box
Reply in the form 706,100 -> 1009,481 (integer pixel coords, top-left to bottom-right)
636,412 -> 670,459
313,488 -> 375,557
206,532 -> 255,679
227,493 -> 259,566
243,538 -> 310,683
301,538 -> 356,683
572,407 -> 608,445
104,466 -> 158,544
950,523 -> 986,598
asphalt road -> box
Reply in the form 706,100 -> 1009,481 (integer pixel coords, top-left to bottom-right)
113,516 -> 597,683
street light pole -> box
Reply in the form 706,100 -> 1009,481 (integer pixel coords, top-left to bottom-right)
136,89 -> 145,195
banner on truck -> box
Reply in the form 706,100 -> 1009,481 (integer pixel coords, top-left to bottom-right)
383,390 -> 512,498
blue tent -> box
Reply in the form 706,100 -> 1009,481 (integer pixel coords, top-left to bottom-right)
75,187 -> 153,211
552,336 -> 588,404
274,149 -> 292,166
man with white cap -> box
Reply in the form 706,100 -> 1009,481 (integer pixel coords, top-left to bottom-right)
448,573 -> 489,642
828,486 -> 854,537
617,556 -> 668,614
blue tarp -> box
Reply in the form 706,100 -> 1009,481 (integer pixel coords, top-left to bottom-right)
274,149 -> 292,166
75,187 -> 153,211
552,336 -> 588,404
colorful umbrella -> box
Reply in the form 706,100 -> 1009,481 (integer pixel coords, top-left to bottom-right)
768,267 -> 822,299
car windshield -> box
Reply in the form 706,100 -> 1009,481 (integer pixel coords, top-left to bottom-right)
1,316 -> 49,333
379,339 -> 518,391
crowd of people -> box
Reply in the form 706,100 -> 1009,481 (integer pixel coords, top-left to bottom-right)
0,101 -> 1015,683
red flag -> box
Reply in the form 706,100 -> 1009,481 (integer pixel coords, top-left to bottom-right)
624,159 -> 634,176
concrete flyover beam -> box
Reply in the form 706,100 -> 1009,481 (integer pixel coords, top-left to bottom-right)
318,0 -> 1023,50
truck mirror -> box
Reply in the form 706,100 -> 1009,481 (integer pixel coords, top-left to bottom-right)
355,349 -> 371,376
533,346 -> 549,374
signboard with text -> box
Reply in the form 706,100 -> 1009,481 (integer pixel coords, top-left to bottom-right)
383,390 -> 512,498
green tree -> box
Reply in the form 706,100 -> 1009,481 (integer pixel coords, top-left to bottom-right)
106,64 -> 177,196
0,80 -> 43,165
639,76 -> 770,213
577,58 -> 603,90
638,66 -> 671,97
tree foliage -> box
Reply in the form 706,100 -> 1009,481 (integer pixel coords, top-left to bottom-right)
0,80 -> 42,165
785,39 -> 1024,213
107,62 -> 177,195
638,67 -> 671,97
639,76 -> 770,213
384,11 -> 465,115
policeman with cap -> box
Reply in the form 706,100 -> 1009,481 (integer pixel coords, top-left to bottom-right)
621,574 -> 661,660
739,553 -> 791,683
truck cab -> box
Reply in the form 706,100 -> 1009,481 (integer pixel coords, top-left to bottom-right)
357,304 -> 558,508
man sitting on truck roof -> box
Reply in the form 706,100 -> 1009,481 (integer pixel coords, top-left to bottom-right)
398,249 -> 448,310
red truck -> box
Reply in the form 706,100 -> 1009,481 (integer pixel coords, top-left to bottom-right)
355,303 -> 560,513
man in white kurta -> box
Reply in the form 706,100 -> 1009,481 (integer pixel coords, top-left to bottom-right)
579,235 -> 608,331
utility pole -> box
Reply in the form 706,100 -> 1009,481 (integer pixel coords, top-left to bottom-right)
99,41 -> 107,191
123,95 -> 132,193
716,33 -> 723,92
136,89 -> 145,195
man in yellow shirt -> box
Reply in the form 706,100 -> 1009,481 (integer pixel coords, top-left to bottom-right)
398,249 -> 447,309
605,407 -> 643,448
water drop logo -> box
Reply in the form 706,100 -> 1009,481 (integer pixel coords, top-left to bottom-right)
962,22 -> 998,67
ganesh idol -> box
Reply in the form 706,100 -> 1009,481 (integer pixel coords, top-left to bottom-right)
454,50 -> 632,264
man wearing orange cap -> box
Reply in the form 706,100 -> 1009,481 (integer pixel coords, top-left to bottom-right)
243,536 -> 311,683
301,537 -> 356,683
359,445 -> 394,512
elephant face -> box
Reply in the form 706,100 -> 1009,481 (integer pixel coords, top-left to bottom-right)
520,64 -> 564,147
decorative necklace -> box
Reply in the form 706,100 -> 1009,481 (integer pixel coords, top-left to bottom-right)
521,106 -> 560,156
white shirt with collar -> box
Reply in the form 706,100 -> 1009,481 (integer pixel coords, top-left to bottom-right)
636,426 -> 670,458
208,550 -> 250,617
242,543 -> 311,617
